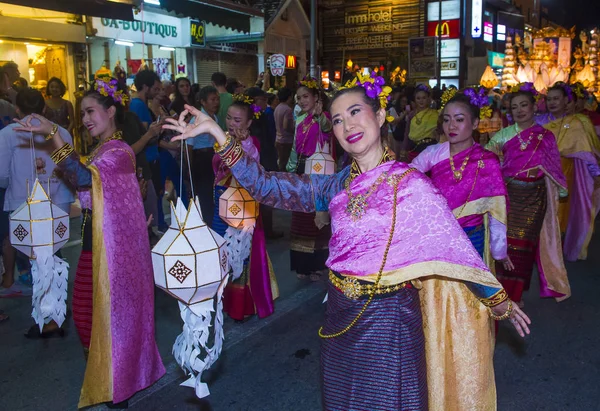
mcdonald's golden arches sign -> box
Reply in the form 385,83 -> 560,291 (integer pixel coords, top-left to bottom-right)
426,19 -> 459,39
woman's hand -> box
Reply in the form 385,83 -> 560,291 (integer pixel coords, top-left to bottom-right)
163,104 -> 225,144
499,256 -> 515,271
232,127 -> 249,142
313,99 -> 323,117
13,113 -> 55,136
491,300 -> 531,337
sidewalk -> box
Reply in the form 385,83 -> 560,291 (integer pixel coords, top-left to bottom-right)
0,210 -> 316,411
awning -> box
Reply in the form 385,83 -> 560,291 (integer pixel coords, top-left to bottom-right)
0,0 -> 138,21
160,0 -> 263,33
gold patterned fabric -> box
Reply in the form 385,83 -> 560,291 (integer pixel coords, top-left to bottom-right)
420,277 -> 496,411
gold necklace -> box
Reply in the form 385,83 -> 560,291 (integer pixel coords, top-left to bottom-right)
449,145 -> 474,181
86,131 -> 123,165
414,109 -> 429,125
344,150 -> 394,221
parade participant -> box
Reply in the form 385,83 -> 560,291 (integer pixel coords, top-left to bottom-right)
400,84 -> 439,161
164,73 -> 531,411
44,77 -> 75,135
411,89 -> 510,274
285,76 -> 334,281
542,82 -> 600,261
15,78 -> 165,408
212,95 -> 278,321
486,83 -> 570,304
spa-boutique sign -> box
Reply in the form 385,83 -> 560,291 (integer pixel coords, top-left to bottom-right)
92,11 -> 185,47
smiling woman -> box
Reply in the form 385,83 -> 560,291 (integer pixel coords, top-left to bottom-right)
163,74 -> 531,410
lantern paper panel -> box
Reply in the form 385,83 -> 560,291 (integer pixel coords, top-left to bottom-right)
9,179 -> 70,258
218,179 -> 259,228
305,151 -> 336,175
152,198 -> 229,305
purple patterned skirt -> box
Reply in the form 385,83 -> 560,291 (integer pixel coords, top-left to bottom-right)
321,278 -> 428,410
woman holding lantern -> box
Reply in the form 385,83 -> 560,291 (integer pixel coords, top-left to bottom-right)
15,79 -> 165,408
285,76 -> 335,281
540,82 -> 600,261
486,83 -> 570,304
410,89 -> 511,275
165,72 -> 531,410
212,95 -> 279,321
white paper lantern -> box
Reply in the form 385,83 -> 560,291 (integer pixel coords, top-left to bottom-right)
152,197 -> 229,305
9,179 -> 70,258
218,179 -> 259,228
305,143 -> 336,175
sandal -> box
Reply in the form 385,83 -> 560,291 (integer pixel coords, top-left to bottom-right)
296,273 -> 309,280
309,272 -> 322,282
24,324 -> 65,339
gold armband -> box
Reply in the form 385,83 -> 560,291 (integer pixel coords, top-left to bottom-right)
479,288 -> 508,307
45,123 -> 59,141
50,143 -> 74,165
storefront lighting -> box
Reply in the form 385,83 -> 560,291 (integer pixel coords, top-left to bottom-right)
159,46 -> 175,51
115,40 -> 134,47
346,59 -> 353,69
144,0 -> 161,5
0,40 -> 3,43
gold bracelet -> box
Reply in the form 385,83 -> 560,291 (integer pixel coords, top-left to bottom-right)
488,299 -> 513,321
50,143 -> 74,165
479,288 -> 509,307
45,123 -> 58,141
214,132 -> 233,154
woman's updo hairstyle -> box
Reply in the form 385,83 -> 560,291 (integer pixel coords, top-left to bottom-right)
509,82 -> 538,106
445,93 -> 480,121
329,86 -> 380,114
230,94 -> 255,122
84,78 -> 128,125
548,82 -> 573,102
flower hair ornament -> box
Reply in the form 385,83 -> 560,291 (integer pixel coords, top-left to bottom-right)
510,82 -> 541,102
415,84 -> 431,94
299,75 -> 319,90
439,86 -> 458,113
233,93 -> 262,119
463,87 -> 492,119
342,72 -> 394,122
95,78 -> 128,106
570,82 -> 589,100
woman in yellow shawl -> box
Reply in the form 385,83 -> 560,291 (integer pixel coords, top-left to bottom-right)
401,84 -> 439,161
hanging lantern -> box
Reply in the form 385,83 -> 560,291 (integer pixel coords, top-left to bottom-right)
577,64 -> 596,88
10,179 -> 70,258
479,65 -> 499,89
9,178 -> 70,330
218,179 -> 259,229
153,198 -> 229,305
305,143 -> 336,176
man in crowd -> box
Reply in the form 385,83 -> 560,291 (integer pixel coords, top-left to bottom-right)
187,86 -> 220,227
274,87 -> 295,171
2,62 -> 20,104
212,72 -> 233,131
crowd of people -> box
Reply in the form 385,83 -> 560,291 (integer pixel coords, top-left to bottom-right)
0,58 -> 598,409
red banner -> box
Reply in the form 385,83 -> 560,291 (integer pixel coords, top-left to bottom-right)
426,19 -> 460,39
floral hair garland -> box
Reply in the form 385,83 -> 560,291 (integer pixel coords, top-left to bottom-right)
415,84 -> 431,94
342,72 -> 394,122
570,82 -> 589,100
463,87 -> 492,119
95,78 -> 128,106
233,93 -> 262,119
510,82 -> 541,101
552,82 -> 574,102
439,86 -> 458,113
299,75 -> 319,90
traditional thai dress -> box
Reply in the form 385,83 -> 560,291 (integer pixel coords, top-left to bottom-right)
543,113 -> 600,261
405,108 -> 439,161
486,124 -> 570,302
220,138 -> 509,410
411,142 -> 508,272
50,136 -> 165,408
285,112 -> 334,275
212,136 -> 279,320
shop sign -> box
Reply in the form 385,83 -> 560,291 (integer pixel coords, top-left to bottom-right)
270,54 -> 285,76
441,58 -> 459,77
92,12 -> 184,47
285,55 -> 297,69
190,20 -> 205,47
426,19 -> 460,39
471,0 -> 483,38
488,51 -> 505,68
408,37 -> 438,78
483,22 -> 493,43
427,0 -> 461,22
209,43 -> 258,55
441,38 -> 460,58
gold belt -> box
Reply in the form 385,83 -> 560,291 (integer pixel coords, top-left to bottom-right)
328,271 -> 409,300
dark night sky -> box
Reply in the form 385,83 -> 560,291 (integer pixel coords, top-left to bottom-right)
543,0 -> 600,30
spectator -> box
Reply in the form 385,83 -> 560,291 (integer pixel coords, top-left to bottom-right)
44,77 -> 75,135
187,86 -> 220,226
169,77 -> 194,115
211,72 -> 233,131
2,62 -> 20,104
274,87 -> 294,171
0,89 -> 75,304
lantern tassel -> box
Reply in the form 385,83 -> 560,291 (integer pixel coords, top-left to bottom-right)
224,224 -> 255,281
173,274 -> 229,398
30,247 -> 69,331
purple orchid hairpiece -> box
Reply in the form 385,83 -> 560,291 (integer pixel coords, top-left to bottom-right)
553,82 -> 573,102
463,87 -> 489,109
342,72 -> 392,109
95,78 -> 128,106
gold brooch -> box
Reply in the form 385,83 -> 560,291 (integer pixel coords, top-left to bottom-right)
341,277 -> 361,300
